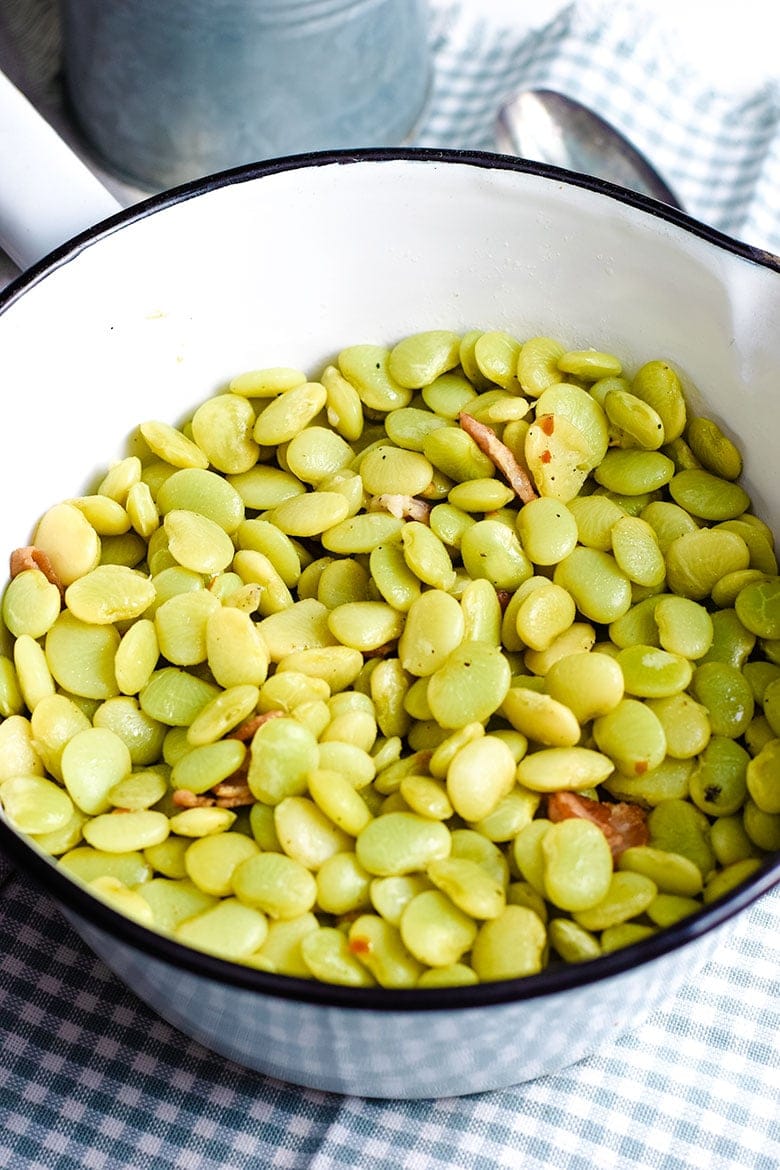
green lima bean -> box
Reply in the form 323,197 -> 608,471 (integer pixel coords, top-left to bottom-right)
1,327 -> 777,989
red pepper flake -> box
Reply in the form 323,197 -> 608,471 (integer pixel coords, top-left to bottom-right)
634,760 -> 649,775
540,449 -> 552,464
540,415 -> 555,436
348,936 -> 372,956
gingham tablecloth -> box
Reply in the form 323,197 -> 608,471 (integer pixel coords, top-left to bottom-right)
1,2 -> 779,1168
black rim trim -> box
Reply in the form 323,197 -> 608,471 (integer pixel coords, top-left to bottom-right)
2,816 -> 777,1011
2,147 -> 779,316
1,145 -> 779,1011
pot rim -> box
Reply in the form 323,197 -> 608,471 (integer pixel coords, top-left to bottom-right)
1,145 -> 778,1012
2,146 -> 779,315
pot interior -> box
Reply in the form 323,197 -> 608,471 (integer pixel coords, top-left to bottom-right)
2,154 -> 779,550
1,152 -> 778,991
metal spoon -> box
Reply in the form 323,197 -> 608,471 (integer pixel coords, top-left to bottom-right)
496,88 -> 682,209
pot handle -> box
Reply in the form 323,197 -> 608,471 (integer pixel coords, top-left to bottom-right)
0,70 -> 122,272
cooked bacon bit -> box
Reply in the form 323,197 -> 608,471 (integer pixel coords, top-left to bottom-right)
458,412 -> 538,503
10,547 -> 39,576
605,801 -> 650,854
212,779 -> 254,808
363,641 -> 396,659
174,767 -> 253,810
496,589 -> 512,611
338,910 -> 365,927
10,545 -> 64,593
368,494 -> 432,523
540,415 -> 555,436
227,710 -> 285,741
547,791 -> 649,859
172,789 -> 215,808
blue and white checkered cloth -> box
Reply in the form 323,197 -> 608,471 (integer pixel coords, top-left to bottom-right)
1,2 -> 779,1167
415,0 -> 780,255
1,868 -> 778,1170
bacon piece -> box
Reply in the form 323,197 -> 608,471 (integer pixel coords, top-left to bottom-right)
173,769 -> 253,810
362,641 -> 396,659
212,779 -> 254,808
172,789 -> 215,808
547,791 -> 649,859
10,545 -> 64,593
368,494 -> 432,523
227,710 -> 285,741
495,589 -> 512,612
458,412 -> 538,503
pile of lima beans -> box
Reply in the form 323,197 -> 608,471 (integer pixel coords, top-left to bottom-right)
1,328 -> 778,988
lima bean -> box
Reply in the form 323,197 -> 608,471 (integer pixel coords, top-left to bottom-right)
3,325 -> 778,992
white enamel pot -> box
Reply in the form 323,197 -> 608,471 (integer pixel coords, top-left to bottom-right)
0,78 -> 778,1100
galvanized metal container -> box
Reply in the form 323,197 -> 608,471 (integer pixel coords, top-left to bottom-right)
60,0 -> 431,188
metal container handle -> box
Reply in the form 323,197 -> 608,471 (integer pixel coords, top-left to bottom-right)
0,70 -> 121,272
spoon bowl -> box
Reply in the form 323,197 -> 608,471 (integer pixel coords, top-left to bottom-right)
497,88 -> 681,207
